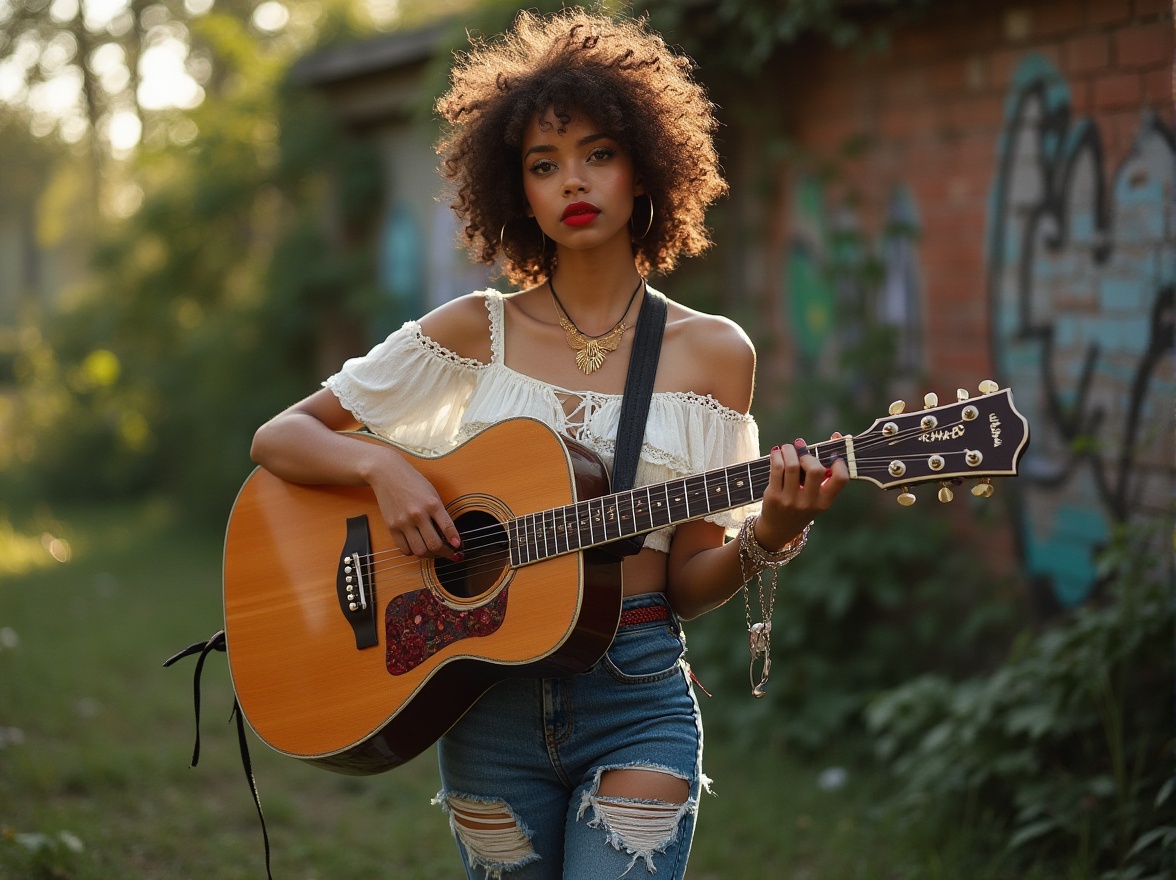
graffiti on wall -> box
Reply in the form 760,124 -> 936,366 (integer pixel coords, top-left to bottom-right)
785,177 -> 925,378
987,55 -> 1175,609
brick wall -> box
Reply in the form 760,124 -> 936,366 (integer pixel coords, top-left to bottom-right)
765,0 -> 1171,382
755,0 -> 1173,609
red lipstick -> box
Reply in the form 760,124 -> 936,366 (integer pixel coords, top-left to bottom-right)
561,201 -> 600,226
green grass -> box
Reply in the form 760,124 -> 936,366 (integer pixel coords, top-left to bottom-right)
0,501 -> 1053,879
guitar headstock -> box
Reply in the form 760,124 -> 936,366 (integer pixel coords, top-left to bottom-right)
844,382 -> 1030,504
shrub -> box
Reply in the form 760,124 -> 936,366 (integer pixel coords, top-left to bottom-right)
866,524 -> 1175,878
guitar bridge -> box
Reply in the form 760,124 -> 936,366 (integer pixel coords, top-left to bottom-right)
337,515 -> 379,649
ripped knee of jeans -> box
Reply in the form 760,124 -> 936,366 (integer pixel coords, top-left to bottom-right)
432,791 -> 540,879
576,765 -> 699,875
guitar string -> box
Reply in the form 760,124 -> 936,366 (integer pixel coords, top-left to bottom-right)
332,413 -> 989,582
321,414 -> 998,586
346,447 -> 985,585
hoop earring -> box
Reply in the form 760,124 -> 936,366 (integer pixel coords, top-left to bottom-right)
499,219 -> 546,263
630,194 -> 654,239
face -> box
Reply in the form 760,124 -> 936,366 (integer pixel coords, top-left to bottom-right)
520,109 -> 642,254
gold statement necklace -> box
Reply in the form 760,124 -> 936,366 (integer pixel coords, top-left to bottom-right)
549,275 -> 645,375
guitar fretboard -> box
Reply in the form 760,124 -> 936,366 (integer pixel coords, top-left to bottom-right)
508,438 -> 843,566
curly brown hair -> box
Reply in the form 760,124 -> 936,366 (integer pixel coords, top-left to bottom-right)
435,8 -> 728,285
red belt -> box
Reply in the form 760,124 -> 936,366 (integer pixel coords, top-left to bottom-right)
618,604 -> 671,627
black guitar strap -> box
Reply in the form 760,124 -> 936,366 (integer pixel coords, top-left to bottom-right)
601,286 -> 668,558
164,631 -> 273,880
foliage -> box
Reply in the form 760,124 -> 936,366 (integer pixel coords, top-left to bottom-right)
645,0 -> 933,74
865,523 -> 1176,879
0,2 -> 388,522
687,465 -> 1020,754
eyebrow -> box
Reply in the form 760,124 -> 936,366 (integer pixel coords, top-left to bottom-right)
523,132 -> 613,159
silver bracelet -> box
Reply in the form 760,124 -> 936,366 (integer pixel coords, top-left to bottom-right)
738,515 -> 812,698
738,515 -> 811,576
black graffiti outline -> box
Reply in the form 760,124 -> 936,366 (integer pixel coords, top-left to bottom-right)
988,77 -> 1174,530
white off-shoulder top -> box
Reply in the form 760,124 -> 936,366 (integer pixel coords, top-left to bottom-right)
324,289 -> 762,553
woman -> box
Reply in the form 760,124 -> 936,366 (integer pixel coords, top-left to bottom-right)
251,9 -> 848,878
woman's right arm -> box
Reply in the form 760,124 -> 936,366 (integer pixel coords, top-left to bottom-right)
250,387 -> 463,560
250,293 -> 493,558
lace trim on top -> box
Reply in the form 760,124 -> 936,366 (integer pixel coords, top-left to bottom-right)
323,291 -> 763,552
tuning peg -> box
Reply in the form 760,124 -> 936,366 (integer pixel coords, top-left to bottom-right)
889,399 -> 906,415
971,479 -> 995,498
979,379 -> 999,395
897,487 -> 916,506
938,482 -> 954,503
956,388 -> 970,402
923,392 -> 939,409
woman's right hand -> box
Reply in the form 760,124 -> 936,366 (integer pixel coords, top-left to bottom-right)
363,450 -> 464,560
251,387 -> 462,561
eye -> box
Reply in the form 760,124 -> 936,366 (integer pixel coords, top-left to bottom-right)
528,158 -> 556,174
587,147 -> 615,162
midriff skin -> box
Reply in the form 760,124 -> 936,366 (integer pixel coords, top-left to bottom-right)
621,547 -> 669,596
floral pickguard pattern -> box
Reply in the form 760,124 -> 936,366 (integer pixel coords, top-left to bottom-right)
385,587 -> 509,675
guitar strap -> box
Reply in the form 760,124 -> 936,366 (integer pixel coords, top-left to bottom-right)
164,631 -> 273,879
599,286 -> 668,558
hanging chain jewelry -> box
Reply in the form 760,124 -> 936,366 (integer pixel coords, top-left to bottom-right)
738,514 -> 812,698
549,276 -> 644,374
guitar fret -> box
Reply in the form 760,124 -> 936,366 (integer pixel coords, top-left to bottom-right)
651,483 -> 672,528
683,474 -> 706,518
566,504 -> 581,552
576,500 -> 591,548
727,461 -> 757,507
706,469 -> 726,512
666,480 -> 687,522
601,497 -> 619,541
515,517 -> 526,565
526,512 -> 538,564
629,488 -> 651,536
556,505 -> 568,555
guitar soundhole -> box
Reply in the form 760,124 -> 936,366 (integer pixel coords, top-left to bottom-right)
434,510 -> 509,600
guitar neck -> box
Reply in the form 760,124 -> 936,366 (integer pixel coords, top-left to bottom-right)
506,386 -> 1030,566
508,437 -> 846,566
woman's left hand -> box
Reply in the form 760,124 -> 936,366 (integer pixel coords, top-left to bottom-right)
754,433 -> 849,551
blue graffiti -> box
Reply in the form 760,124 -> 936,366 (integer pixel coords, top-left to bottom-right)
986,54 -> 1175,609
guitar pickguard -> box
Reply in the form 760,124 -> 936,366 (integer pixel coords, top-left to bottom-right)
384,587 -> 510,675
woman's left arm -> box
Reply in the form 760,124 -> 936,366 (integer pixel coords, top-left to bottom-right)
662,320 -> 849,621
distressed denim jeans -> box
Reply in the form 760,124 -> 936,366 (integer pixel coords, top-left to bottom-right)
435,592 -> 705,880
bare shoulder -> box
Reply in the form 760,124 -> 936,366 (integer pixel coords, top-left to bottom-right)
417,292 -> 494,363
662,298 -> 757,413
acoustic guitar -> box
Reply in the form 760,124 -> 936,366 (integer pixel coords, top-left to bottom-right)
222,384 -> 1029,775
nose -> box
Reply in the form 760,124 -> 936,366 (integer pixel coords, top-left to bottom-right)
562,175 -> 588,196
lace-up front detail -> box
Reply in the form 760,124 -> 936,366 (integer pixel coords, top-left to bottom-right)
555,390 -> 604,442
